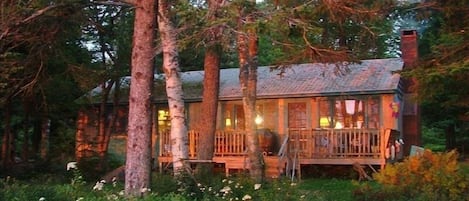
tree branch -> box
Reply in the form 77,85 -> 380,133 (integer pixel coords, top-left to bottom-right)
93,0 -> 135,7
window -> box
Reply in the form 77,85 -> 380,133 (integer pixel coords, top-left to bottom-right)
157,108 -> 170,132
224,104 -> 245,130
288,102 -> 307,128
319,97 -> 379,129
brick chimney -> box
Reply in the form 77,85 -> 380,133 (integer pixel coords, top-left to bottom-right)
400,29 -> 418,68
400,29 -> 421,155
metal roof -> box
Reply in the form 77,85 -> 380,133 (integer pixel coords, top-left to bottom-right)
82,58 -> 403,104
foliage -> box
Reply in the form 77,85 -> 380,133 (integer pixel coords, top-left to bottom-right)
354,150 -> 469,201
0,170 -> 352,201
408,0 -> 469,150
422,125 -> 446,152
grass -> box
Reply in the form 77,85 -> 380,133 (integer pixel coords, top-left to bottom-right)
0,170 -> 359,201
298,178 -> 357,201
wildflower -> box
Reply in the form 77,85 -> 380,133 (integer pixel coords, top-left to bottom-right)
208,186 -> 213,192
197,183 -> 202,187
222,179 -> 227,183
220,186 -> 231,194
228,180 -> 234,184
141,187 -> 151,193
93,180 -> 105,191
66,162 -> 77,171
39,197 -> 46,201
254,183 -> 261,190
118,190 -> 125,196
107,194 -> 119,200
76,198 -> 84,201
300,195 -> 306,199
242,194 -> 252,200
112,177 -> 117,187
290,182 -> 297,186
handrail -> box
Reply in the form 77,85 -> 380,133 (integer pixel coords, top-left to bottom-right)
287,128 -> 382,159
159,128 -> 398,161
159,130 -> 247,158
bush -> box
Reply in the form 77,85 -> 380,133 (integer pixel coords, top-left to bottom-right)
354,150 -> 469,201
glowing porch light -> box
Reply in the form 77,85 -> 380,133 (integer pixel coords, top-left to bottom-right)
255,114 -> 263,125
225,118 -> 232,127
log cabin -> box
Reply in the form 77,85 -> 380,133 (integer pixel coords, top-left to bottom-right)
75,30 -> 421,179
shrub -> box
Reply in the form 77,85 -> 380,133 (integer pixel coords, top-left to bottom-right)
354,150 -> 469,201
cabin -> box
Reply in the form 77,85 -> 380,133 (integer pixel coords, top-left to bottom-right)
75,30 -> 421,179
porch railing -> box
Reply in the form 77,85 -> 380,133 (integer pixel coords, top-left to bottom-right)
159,128 -> 398,161
159,130 -> 247,158
288,128 -> 383,159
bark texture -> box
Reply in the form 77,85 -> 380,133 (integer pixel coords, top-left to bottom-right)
125,0 -> 155,197
237,2 -> 264,182
196,0 -> 223,175
158,0 -> 189,174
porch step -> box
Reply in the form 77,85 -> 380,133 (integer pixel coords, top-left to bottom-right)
264,156 -> 286,179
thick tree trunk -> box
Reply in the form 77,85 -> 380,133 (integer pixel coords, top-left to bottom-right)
125,0 -> 155,197
237,3 -> 263,182
196,0 -> 223,175
158,0 -> 189,175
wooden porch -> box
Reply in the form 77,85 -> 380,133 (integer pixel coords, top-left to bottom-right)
157,128 -> 400,178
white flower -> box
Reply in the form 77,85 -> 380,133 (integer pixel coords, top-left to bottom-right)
118,190 -> 125,195
140,187 -> 151,193
228,180 -> 234,184
220,186 -> 231,193
290,182 -> 297,186
254,183 -> 261,190
222,179 -> 227,183
39,197 -> 46,201
66,162 -> 77,171
107,194 -> 119,200
242,194 -> 252,200
76,197 -> 84,201
93,181 -> 104,191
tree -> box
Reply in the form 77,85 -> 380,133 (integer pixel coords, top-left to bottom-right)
124,0 -> 155,196
80,3 -> 133,170
410,0 -> 469,150
158,0 -> 189,175
1,0 -> 89,169
236,0 -> 263,182
196,0 -> 224,176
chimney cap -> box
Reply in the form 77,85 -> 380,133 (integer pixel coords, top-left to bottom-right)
401,29 -> 417,36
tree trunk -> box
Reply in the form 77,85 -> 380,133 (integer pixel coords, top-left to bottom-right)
40,117 -> 50,160
196,0 -> 223,176
445,123 -> 456,151
75,110 -> 87,162
101,79 -> 121,168
125,0 -> 155,197
158,0 -> 189,175
21,112 -> 30,161
97,79 -> 113,170
1,101 -> 13,168
237,2 -> 263,182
